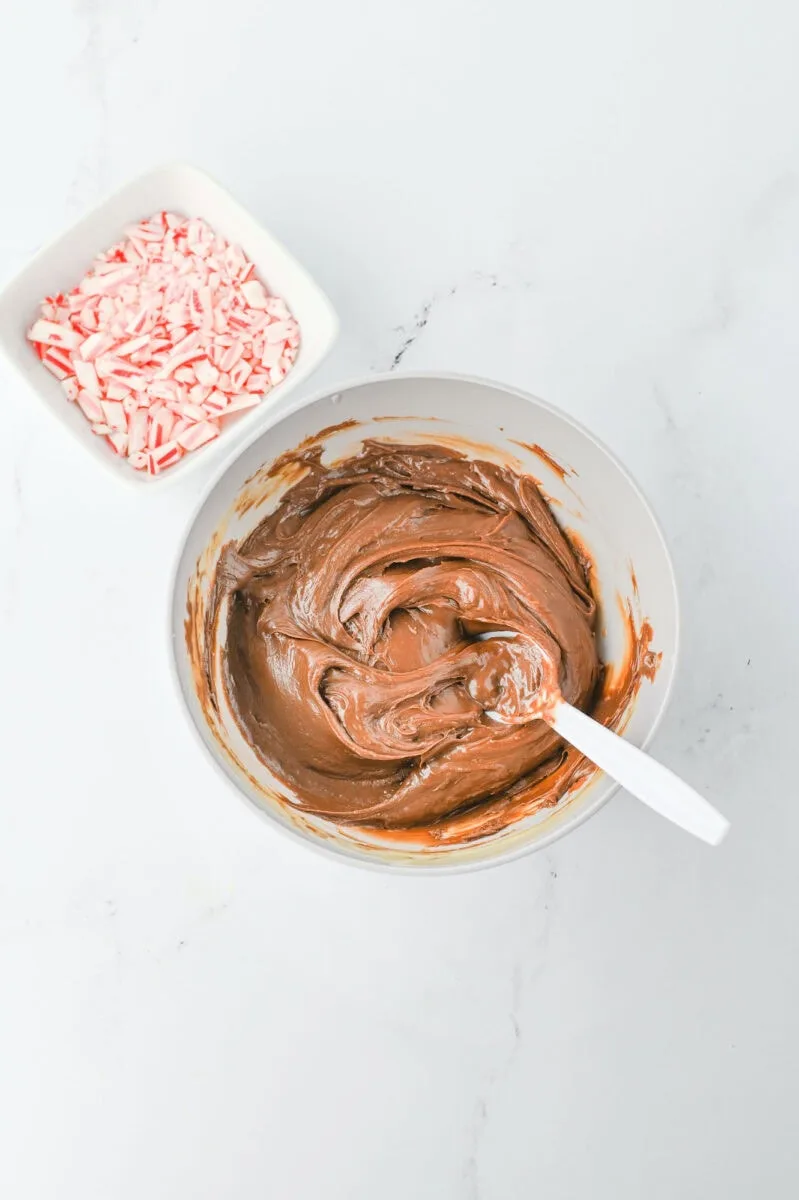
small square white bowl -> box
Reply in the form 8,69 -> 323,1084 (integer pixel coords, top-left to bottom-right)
0,164 -> 339,486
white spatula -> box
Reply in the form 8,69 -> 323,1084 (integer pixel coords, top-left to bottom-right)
478,631 -> 730,846
547,697 -> 729,846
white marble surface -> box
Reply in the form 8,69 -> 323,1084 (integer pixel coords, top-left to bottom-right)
1,2 -> 798,1196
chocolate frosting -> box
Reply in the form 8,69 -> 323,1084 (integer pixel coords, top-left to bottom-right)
208,441 -> 608,830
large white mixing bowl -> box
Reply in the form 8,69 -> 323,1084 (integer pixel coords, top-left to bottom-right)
169,373 -> 679,871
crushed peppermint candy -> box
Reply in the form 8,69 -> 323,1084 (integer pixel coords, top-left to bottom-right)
27,213 -> 300,476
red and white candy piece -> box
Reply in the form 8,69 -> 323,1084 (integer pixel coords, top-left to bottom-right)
27,211 -> 301,476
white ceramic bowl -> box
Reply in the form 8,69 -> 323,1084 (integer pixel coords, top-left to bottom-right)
0,164 -> 338,486
170,373 -> 679,872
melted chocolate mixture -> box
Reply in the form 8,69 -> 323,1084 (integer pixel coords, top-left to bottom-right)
212,442 -> 602,829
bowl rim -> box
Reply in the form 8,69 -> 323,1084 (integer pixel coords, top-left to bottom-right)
167,370 -> 681,874
0,161 -> 339,490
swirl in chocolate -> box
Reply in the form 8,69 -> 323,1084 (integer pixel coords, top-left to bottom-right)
204,441 -> 613,831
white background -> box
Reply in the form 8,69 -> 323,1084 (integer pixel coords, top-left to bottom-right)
1,2 -> 798,1196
